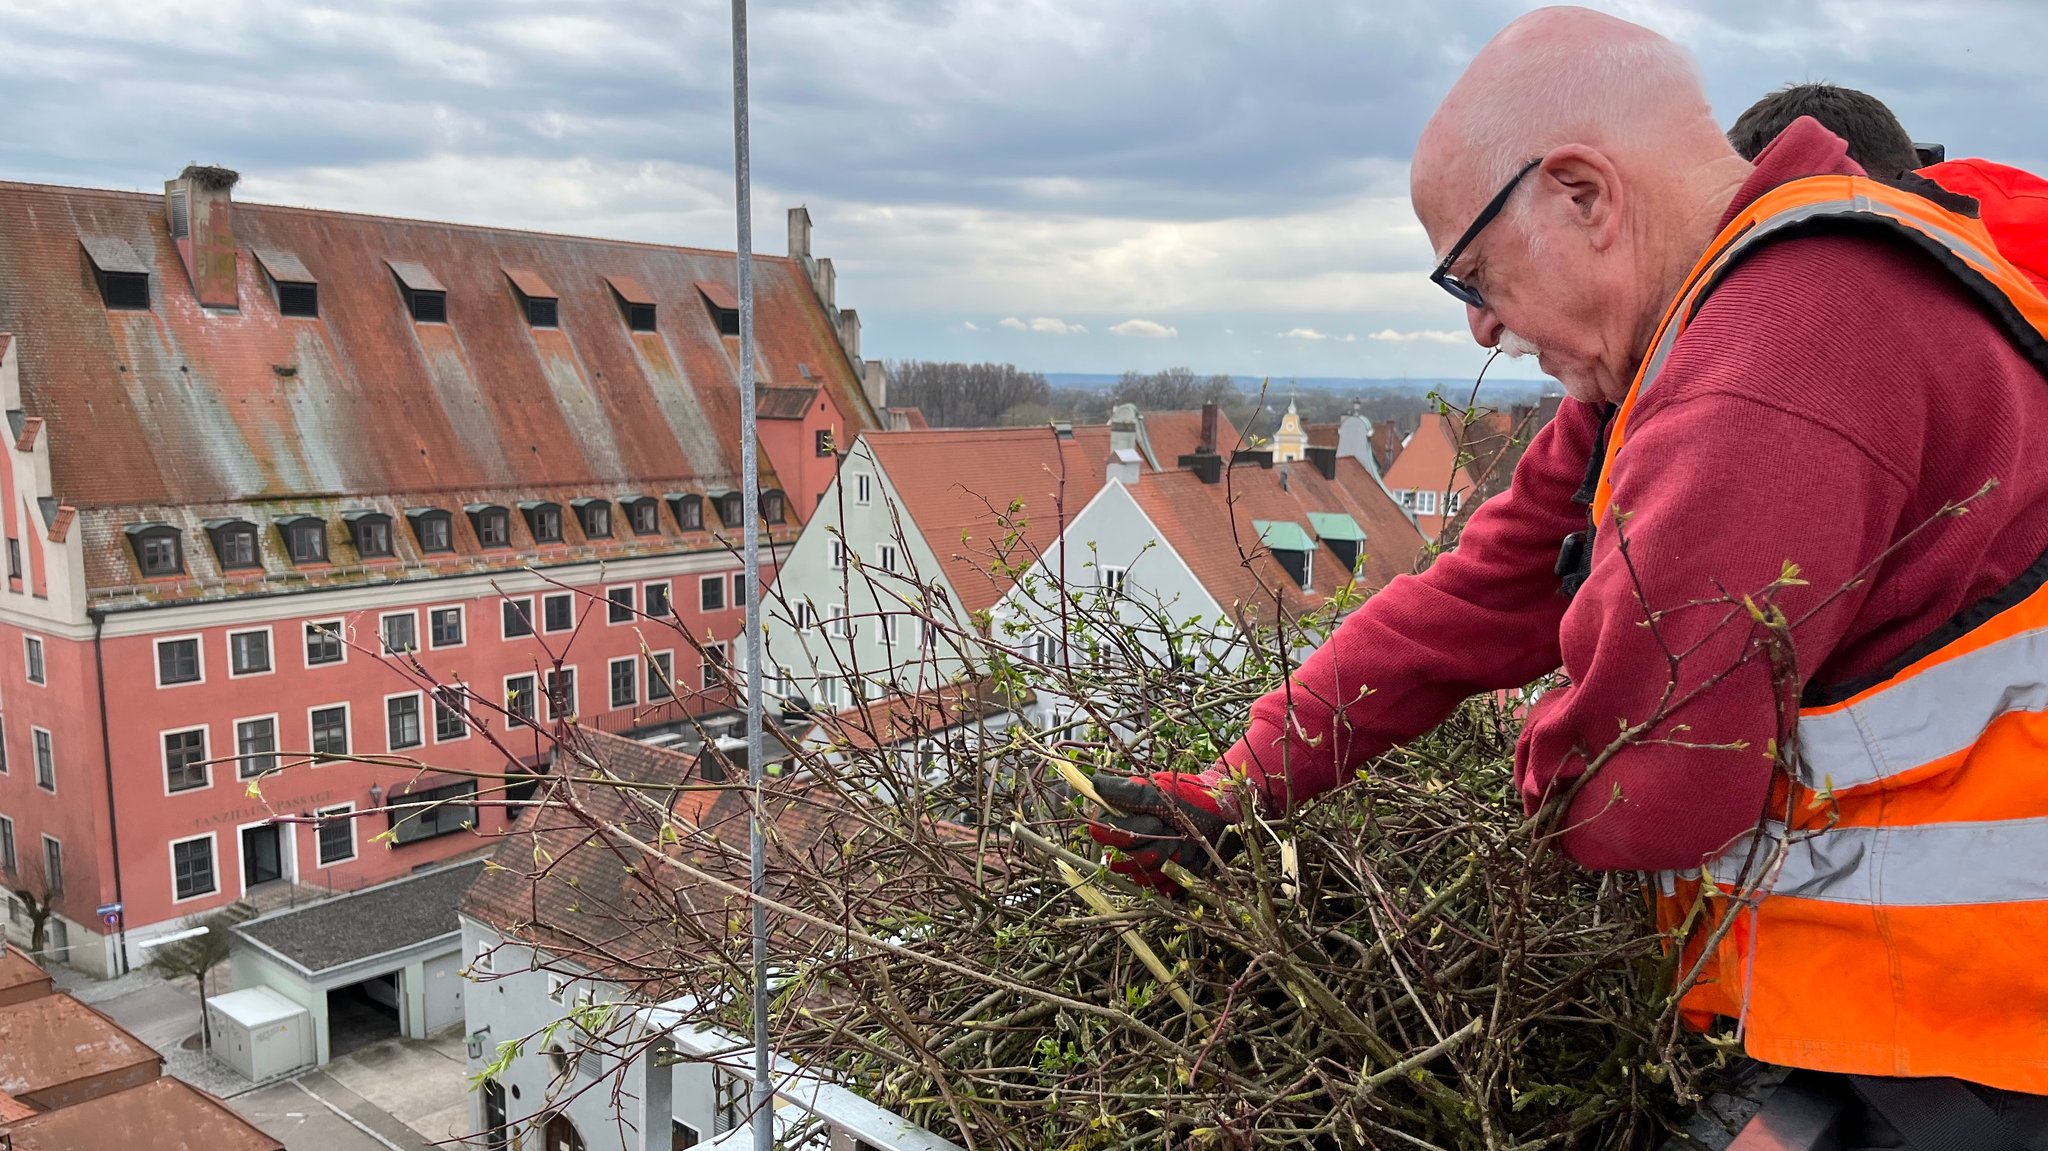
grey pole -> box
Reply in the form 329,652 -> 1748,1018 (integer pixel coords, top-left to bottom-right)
727,0 -> 772,1148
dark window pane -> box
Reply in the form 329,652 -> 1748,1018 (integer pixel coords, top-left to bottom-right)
543,593 -> 573,633
479,511 -> 510,547
310,706 -> 349,757
354,517 -> 392,557
609,659 -> 637,708
414,514 -> 454,553
534,507 -> 561,542
429,607 -> 464,647
387,695 -> 423,749
158,638 -> 200,685
237,718 -> 276,779
306,622 -> 344,665
607,586 -> 634,623
733,573 -> 747,608
382,613 -> 417,654
645,583 -> 670,619
507,675 -> 537,727
219,529 -> 258,568
700,576 -> 725,613
287,522 -> 327,564
502,599 -> 533,639
630,501 -> 659,535
545,668 -> 575,720
316,807 -> 354,864
627,303 -> 656,331
230,631 -> 271,675
139,533 -> 181,576
526,297 -> 558,327
24,638 -> 44,684
647,654 -> 674,702
278,281 -> 318,318
164,729 -> 208,792
387,780 -> 477,845
172,838 -> 215,900
434,689 -> 468,741
410,289 -> 446,323
761,490 -> 785,524
581,503 -> 611,538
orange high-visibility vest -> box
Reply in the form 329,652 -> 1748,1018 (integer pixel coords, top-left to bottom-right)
1591,174 -> 2048,1093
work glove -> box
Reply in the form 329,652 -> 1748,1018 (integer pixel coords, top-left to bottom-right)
1087,770 -> 1246,893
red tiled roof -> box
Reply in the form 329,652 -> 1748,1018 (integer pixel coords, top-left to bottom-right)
0,946 -> 52,1004
0,995 -> 159,1101
863,426 -> 1116,613
0,1089 -> 35,1123
0,179 -> 878,599
0,1077 -> 282,1151
1130,454 -> 1424,626
883,406 -> 930,430
1138,408 -> 1243,465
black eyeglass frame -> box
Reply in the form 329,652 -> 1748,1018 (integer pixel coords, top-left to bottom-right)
1429,158 -> 1543,309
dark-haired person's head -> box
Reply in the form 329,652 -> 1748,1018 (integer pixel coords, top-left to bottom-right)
1729,83 -> 1921,180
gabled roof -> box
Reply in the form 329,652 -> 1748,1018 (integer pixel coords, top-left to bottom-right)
0,1077 -> 282,1151
861,425 -> 1117,613
0,994 -> 158,1099
0,945 -> 52,1005
0,178 -> 878,600
1137,408 -> 1243,465
235,859 -> 483,976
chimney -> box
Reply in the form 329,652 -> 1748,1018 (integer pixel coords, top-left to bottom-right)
1177,400 -> 1225,484
863,359 -> 888,412
815,257 -> 836,309
165,164 -> 240,309
1106,447 -> 1142,486
1198,401 -> 1219,454
837,307 -> 861,362
1052,421 -> 1074,440
1109,403 -> 1140,455
788,206 -> 812,261
1305,445 -> 1338,481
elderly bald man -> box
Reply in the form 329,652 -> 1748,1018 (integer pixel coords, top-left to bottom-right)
1091,6 -> 2048,1144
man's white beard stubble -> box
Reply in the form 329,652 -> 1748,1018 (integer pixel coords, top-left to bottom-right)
1497,330 -> 1542,359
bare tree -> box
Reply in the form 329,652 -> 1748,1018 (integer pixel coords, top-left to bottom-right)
884,361 -> 1052,428
3,849 -> 58,959
1108,366 -> 1241,411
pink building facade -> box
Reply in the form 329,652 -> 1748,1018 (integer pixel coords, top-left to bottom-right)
0,169 -> 878,975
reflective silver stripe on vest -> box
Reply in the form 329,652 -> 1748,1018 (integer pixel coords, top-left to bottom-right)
1797,623 -> 2048,792
1708,818 -> 2048,907
1633,193 -> 2010,403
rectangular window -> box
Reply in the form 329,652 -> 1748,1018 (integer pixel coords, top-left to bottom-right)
415,514 -> 454,553
1413,490 -> 1439,516
501,597 -> 534,639
544,667 -> 576,721
387,780 -> 477,845
542,592 -> 574,633
733,573 -> 747,608
387,694 -> 423,750
310,705 -> 349,758
278,280 -> 319,318
530,506 -> 562,543
477,510 -> 510,548
827,605 -> 851,639
164,727 -> 209,793
155,636 -> 200,686
474,940 -> 493,976
315,805 -> 355,866
630,500 -> 659,535
140,533 -> 182,576
878,544 -> 899,573
506,674 -> 538,727
1445,491 -> 1463,516
579,502 -> 611,538
285,521 -> 328,565
1100,566 -> 1127,598
644,581 -> 671,619
23,637 -> 44,685
855,473 -> 873,505
228,628 -> 272,676
609,656 -> 638,709
702,644 -> 729,691
815,428 -> 834,457
381,612 -> 418,655
171,835 -> 215,901
6,538 -> 19,581
0,816 -> 14,873
41,836 -> 62,895
429,606 -> 465,648
33,728 -> 53,792
434,688 -> 469,742
305,620 -> 345,666
646,653 -> 674,702
236,717 -> 277,779
606,586 -> 634,623
700,574 -> 726,612
830,539 -> 847,571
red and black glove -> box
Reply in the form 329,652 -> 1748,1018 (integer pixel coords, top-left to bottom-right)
1087,771 -> 1245,892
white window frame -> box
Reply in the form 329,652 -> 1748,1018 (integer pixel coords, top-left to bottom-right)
307,702 -> 351,760
854,472 -> 873,506
543,665 -> 577,722
877,544 -> 898,573
22,635 -> 45,686
829,538 -> 847,571
234,713 -> 280,779
379,609 -> 420,655
642,579 -> 672,619
548,972 -> 569,1004
226,626 -> 275,678
304,618 -> 347,668
1413,489 -> 1439,516
827,604 -> 851,639
31,726 -> 53,793
699,574 -> 727,613
541,591 -> 576,635
385,690 -> 426,752
608,655 -> 639,709
427,604 -> 467,650
504,673 -> 539,728
168,832 -> 219,904
605,584 -> 635,625
473,938 -> 493,976
314,803 -> 356,867
153,633 -> 204,688
161,723 -> 212,796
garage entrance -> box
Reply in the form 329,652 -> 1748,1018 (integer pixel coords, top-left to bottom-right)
326,970 -> 403,1058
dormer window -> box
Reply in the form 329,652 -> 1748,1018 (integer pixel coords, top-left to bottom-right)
345,511 -> 395,558
520,501 -> 563,543
712,491 -> 745,529
571,498 -> 611,539
607,275 -> 657,332
622,497 -> 661,536
204,519 -> 261,570
467,505 -> 511,549
1306,512 -> 1366,576
126,524 -> 183,577
507,269 -> 558,328
388,260 -> 447,323
1255,520 -> 1316,592
277,516 -> 329,565
255,249 -> 319,318
695,280 -> 741,336
667,493 -> 704,532
83,236 -> 151,311
760,489 -> 786,525
402,508 -> 453,554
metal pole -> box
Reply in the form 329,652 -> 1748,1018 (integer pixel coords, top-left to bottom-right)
728,1 -> 772,1149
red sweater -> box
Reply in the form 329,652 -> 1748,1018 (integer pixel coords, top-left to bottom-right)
1223,118 -> 2048,870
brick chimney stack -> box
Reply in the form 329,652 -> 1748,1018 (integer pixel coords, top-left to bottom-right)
165,164 -> 240,309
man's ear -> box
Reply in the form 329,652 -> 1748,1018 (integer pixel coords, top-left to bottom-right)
1537,145 -> 1622,250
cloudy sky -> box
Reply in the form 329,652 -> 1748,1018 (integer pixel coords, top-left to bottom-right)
4,0 -> 2044,381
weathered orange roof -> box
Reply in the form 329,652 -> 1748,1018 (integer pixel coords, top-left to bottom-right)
0,946 -> 52,1004
0,1088 -> 35,1123
1130,455 -> 1424,625
864,426 -> 1117,613
0,177 -> 878,602
0,995 -> 159,1100
1139,408 -> 1243,465
0,1077 -> 281,1150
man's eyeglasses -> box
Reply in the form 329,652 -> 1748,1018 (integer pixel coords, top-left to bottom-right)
1429,158 -> 1541,310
